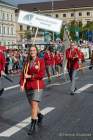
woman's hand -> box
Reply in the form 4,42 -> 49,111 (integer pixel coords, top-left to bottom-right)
1,71 -> 5,76
24,74 -> 31,79
20,86 -> 24,92
35,65 -> 39,70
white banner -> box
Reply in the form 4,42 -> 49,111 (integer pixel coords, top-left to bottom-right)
18,10 -> 62,33
81,48 -> 89,59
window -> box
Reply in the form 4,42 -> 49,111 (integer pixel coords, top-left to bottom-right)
0,26 -> 1,34
63,14 -> 66,17
87,21 -> 91,24
2,13 -> 5,20
11,14 -> 13,21
11,27 -> 13,35
71,13 -> 74,17
79,12 -> 82,16
27,26 -> 30,30
33,7 -> 37,11
87,12 -> 90,16
7,14 -> 9,20
20,25 -> 23,31
46,14 -> 51,17
7,27 -> 9,35
3,26 -> 5,34
55,14 -> 59,18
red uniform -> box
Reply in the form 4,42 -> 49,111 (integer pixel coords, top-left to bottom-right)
51,53 -> 55,66
0,51 -> 5,76
66,47 -> 80,70
55,53 -> 62,65
20,57 -> 45,90
44,52 -> 52,66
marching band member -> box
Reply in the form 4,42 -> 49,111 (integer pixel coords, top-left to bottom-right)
20,46 -> 45,135
66,42 -> 80,95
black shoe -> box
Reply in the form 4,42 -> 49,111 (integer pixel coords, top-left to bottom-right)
74,88 -> 77,92
38,113 -> 44,125
70,92 -> 74,95
0,88 -> 4,96
28,119 -> 37,135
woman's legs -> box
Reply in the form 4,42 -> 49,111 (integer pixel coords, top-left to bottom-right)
31,101 -> 43,124
31,100 -> 38,119
28,100 -> 38,135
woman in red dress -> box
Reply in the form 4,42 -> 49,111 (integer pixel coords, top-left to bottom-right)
20,46 -> 45,135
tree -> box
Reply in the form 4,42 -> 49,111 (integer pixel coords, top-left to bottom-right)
82,21 -> 93,41
68,20 -> 80,42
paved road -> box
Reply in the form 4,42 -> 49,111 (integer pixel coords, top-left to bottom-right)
0,64 -> 93,140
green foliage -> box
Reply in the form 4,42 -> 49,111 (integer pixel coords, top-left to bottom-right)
68,20 -> 79,41
81,21 -> 93,40
60,20 -> 93,41
83,21 -> 93,32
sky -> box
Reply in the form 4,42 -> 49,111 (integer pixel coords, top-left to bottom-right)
3,0 -> 62,5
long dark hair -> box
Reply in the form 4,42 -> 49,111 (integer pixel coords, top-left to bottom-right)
27,45 -> 38,62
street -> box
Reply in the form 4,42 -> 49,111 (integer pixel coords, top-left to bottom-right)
0,65 -> 93,140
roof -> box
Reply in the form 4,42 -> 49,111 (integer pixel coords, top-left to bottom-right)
0,0 -> 17,8
18,0 -> 93,12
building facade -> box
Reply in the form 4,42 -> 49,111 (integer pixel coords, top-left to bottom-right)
18,0 -> 93,25
17,0 -> 93,42
0,1 -> 17,48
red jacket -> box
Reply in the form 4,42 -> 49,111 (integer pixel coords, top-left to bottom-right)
79,51 -> 85,62
55,53 -> 62,65
0,52 -> 5,76
20,57 -> 45,90
66,47 -> 80,70
44,52 -> 52,66
51,53 -> 55,66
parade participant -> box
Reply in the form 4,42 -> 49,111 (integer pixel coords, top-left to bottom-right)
78,48 -> 85,73
51,51 -> 56,75
20,46 -> 45,135
55,51 -> 63,78
66,42 -> 80,95
89,50 -> 93,70
44,49 -> 52,82
0,49 -> 6,96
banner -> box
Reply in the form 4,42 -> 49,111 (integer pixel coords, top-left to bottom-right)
18,10 -> 62,33
81,48 -> 89,59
